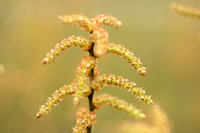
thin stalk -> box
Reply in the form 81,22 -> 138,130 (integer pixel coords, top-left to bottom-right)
87,39 -> 95,133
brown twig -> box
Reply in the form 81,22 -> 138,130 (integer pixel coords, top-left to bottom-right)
87,39 -> 95,133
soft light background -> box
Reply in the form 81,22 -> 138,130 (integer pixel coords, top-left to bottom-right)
0,0 -> 200,133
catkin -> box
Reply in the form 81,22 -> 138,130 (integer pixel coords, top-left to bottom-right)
91,74 -> 153,104
90,28 -> 109,57
36,84 -> 74,118
93,14 -> 122,29
171,3 -> 200,20
108,43 -> 146,76
42,36 -> 91,64
93,94 -> 145,119
73,108 -> 97,133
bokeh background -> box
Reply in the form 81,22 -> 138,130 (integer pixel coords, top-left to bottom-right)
0,0 -> 200,133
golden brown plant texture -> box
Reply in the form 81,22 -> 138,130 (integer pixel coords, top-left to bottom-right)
170,2 -> 200,39
119,104 -> 170,133
0,64 -> 5,75
36,14 -> 154,133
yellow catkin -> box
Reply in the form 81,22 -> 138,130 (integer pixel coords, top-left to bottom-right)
90,27 -> 109,58
108,43 -> 146,76
93,94 -> 145,119
119,104 -> 170,133
72,108 -> 97,133
76,55 -> 96,80
171,2 -> 200,20
93,14 -> 122,29
58,14 -> 122,32
36,84 -> 75,118
72,80 -> 91,106
73,55 -> 97,105
58,14 -> 86,26
41,36 -> 91,64
90,28 -> 108,44
91,74 -> 153,104
58,14 -> 94,32
151,104 -> 170,133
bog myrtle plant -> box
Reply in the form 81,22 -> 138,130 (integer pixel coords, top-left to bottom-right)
36,14 -> 153,133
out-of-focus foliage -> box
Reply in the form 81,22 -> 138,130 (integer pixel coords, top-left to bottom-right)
0,64 -> 5,75
171,3 -> 200,20
119,104 -> 170,133
0,0 -> 200,133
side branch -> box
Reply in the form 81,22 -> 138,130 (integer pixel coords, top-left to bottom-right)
93,14 -> 122,29
119,104 -> 170,133
58,14 -> 87,26
58,14 -> 94,32
91,74 -> 153,104
93,94 -> 145,119
108,43 -> 146,76
36,84 -> 74,118
42,36 -> 91,64
58,14 -> 122,32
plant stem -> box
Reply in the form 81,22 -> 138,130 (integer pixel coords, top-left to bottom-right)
88,67 -> 95,112
87,40 -> 95,133
88,71 -> 95,112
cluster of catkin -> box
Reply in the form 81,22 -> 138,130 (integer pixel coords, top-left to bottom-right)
36,14 -> 153,133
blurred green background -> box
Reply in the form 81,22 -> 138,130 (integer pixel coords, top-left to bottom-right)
0,0 -> 200,133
